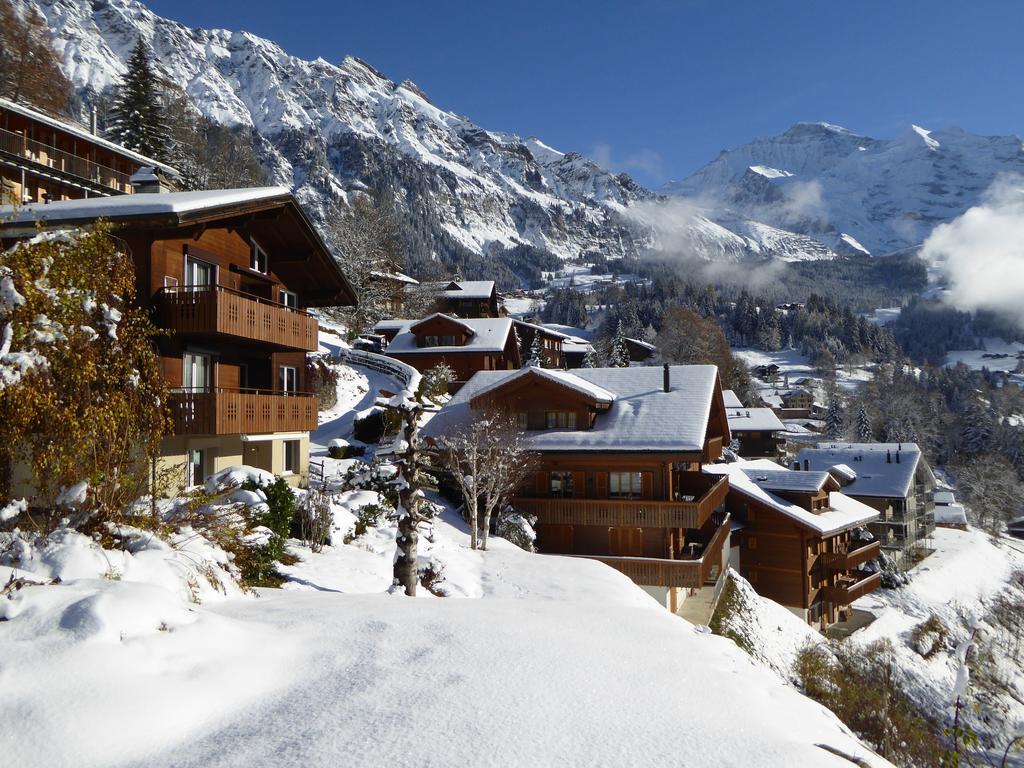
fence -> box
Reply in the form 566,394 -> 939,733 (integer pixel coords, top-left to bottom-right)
336,347 -> 422,396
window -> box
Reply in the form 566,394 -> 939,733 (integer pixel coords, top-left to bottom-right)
517,412 -> 528,430
251,240 -> 268,274
185,257 -> 214,291
549,471 -> 574,498
609,471 -> 643,498
283,440 -> 300,474
424,334 -> 456,346
279,365 -> 298,393
183,352 -> 212,392
545,411 -> 577,429
186,448 -> 207,488
278,289 -> 298,308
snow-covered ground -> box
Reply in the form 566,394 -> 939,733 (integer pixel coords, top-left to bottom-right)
733,347 -> 875,402
1,499 -> 892,768
544,263 -> 646,292
944,337 -> 1024,372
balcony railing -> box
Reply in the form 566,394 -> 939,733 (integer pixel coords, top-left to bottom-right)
168,387 -> 317,435
0,126 -> 132,193
821,540 -> 881,572
513,475 -> 728,530
157,285 -> 318,351
581,514 -> 731,589
822,571 -> 881,605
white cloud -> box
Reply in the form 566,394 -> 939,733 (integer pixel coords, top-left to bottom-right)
921,174 -> 1024,328
589,143 -> 664,179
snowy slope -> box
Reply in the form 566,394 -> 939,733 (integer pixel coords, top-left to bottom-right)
20,0 -> 842,270
0,509 -> 892,768
666,121 -> 1024,257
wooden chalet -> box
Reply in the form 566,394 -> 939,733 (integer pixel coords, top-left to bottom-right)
384,313 -> 520,390
706,460 -> 881,628
1,97 -> 180,203
726,407 -> 787,459
795,443 -> 936,570
0,187 -> 357,492
426,280 -> 501,318
512,319 -> 568,368
424,363 -> 733,620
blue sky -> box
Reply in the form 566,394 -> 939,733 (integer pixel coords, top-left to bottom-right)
146,0 -> 1024,188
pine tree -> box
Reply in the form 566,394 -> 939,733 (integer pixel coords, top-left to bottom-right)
855,405 -> 873,442
825,396 -> 844,440
581,347 -> 600,368
527,332 -> 547,368
107,37 -> 168,160
607,321 -> 630,368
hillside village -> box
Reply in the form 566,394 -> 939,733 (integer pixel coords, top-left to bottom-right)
3,6 -> 1024,768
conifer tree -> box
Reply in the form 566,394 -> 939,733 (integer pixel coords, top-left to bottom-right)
581,347 -> 600,368
107,37 -> 168,160
855,405 -> 873,442
825,396 -> 844,440
608,321 -> 630,368
527,332 -> 547,368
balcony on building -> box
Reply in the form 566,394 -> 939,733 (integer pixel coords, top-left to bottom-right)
168,387 -> 318,436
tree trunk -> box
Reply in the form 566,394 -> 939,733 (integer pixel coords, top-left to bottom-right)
393,407 -> 420,596
480,499 -> 494,551
468,497 -> 478,550
394,513 -> 418,596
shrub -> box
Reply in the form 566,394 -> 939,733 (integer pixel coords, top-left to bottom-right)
238,476 -> 297,583
422,363 -> 457,400
910,614 -> 949,659
495,504 -> 537,552
328,440 -> 365,460
298,486 -> 333,553
353,408 -> 387,443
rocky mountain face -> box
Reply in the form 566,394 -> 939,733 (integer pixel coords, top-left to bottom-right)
20,0 -> 850,286
665,122 -> 1024,257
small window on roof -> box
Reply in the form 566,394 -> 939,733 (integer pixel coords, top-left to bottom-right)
251,239 -> 268,274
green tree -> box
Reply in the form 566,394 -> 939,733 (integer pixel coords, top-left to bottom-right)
107,37 -> 169,160
607,321 -> 630,368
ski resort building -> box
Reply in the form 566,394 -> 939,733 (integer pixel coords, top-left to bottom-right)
795,443 -> 936,570
383,314 -> 520,390
0,187 -> 356,492
705,461 -> 881,628
424,364 -> 733,621
0,97 -> 180,204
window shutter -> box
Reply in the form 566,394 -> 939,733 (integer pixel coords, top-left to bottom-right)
641,472 -> 654,500
596,472 -> 609,498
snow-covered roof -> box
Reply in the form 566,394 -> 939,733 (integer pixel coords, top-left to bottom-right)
373,319 -> 412,331
705,462 -> 878,535
727,407 -> 786,433
740,468 -> 832,494
828,463 -> 858,483
409,313 -> 479,335
626,337 -> 657,351
722,389 -> 744,408
431,280 -> 496,299
371,270 -> 419,285
0,187 -> 292,226
795,443 -> 923,499
424,365 -> 721,454
513,318 -> 572,340
469,366 -> 615,406
935,504 -> 967,525
934,490 -> 956,505
386,317 -> 514,355
0,97 -> 180,176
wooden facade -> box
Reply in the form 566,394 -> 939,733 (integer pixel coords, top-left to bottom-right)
0,98 -> 177,203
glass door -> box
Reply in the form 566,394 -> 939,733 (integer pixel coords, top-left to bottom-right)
183,352 -> 212,393
279,365 -> 297,394
185,257 -> 214,292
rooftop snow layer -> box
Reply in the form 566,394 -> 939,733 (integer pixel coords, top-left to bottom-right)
727,407 -> 786,432
740,468 -> 832,494
0,186 -> 292,224
425,280 -> 496,299
385,317 -> 514,356
796,443 -> 924,499
424,365 -> 720,453
722,389 -> 744,408
468,367 -> 615,406
705,462 -> 878,535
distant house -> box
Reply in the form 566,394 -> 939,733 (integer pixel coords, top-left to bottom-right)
794,443 -> 936,569
760,388 -> 815,419
625,337 -> 657,363
544,324 -> 595,368
513,319 -> 568,368
754,363 -> 781,383
422,280 -> 501,318
706,460 -> 880,628
1,96 -> 180,203
424,364 -> 733,621
722,389 -> 744,409
933,490 -> 967,529
383,313 -> 520,390
726,407 -> 787,459
369,270 -> 419,315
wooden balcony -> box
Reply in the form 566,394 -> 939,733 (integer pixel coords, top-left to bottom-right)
821,540 -> 881,572
513,475 -> 728,530
168,388 -> 317,435
821,571 -> 881,605
0,125 -> 132,194
157,286 -> 319,351
583,514 -> 731,589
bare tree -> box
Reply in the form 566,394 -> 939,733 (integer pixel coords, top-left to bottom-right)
438,411 -> 536,550
0,1 -> 72,115
954,453 -> 1023,535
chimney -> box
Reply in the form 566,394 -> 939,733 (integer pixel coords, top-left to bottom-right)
129,166 -> 173,194
792,461 -> 800,471
803,459 -> 809,471
90,105 -> 98,136
663,363 -> 670,393
896,451 -> 901,464
887,449 -> 892,464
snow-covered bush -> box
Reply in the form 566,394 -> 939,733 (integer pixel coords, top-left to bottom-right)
298,487 -> 333,553
421,362 -> 457,400
344,503 -> 387,544
909,614 -> 950,659
328,438 -> 364,460
495,504 -> 537,552
353,407 -> 391,443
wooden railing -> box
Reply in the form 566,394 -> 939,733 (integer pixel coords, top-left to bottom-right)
821,540 -> 881,571
513,476 -> 728,530
583,514 -> 731,589
168,387 -> 317,435
704,435 -> 724,463
0,126 -> 132,193
822,571 -> 881,605
157,286 -> 319,351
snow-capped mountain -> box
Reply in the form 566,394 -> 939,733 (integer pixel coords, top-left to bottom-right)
19,0 -> 843,282
666,121 -> 1024,257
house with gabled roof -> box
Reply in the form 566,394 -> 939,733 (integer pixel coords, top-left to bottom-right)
424,363 -> 733,621
383,313 -> 520,390
512,318 -> 569,368
794,443 -> 936,569
1,186 -> 356,492
420,279 -> 501,318
705,459 -> 881,627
